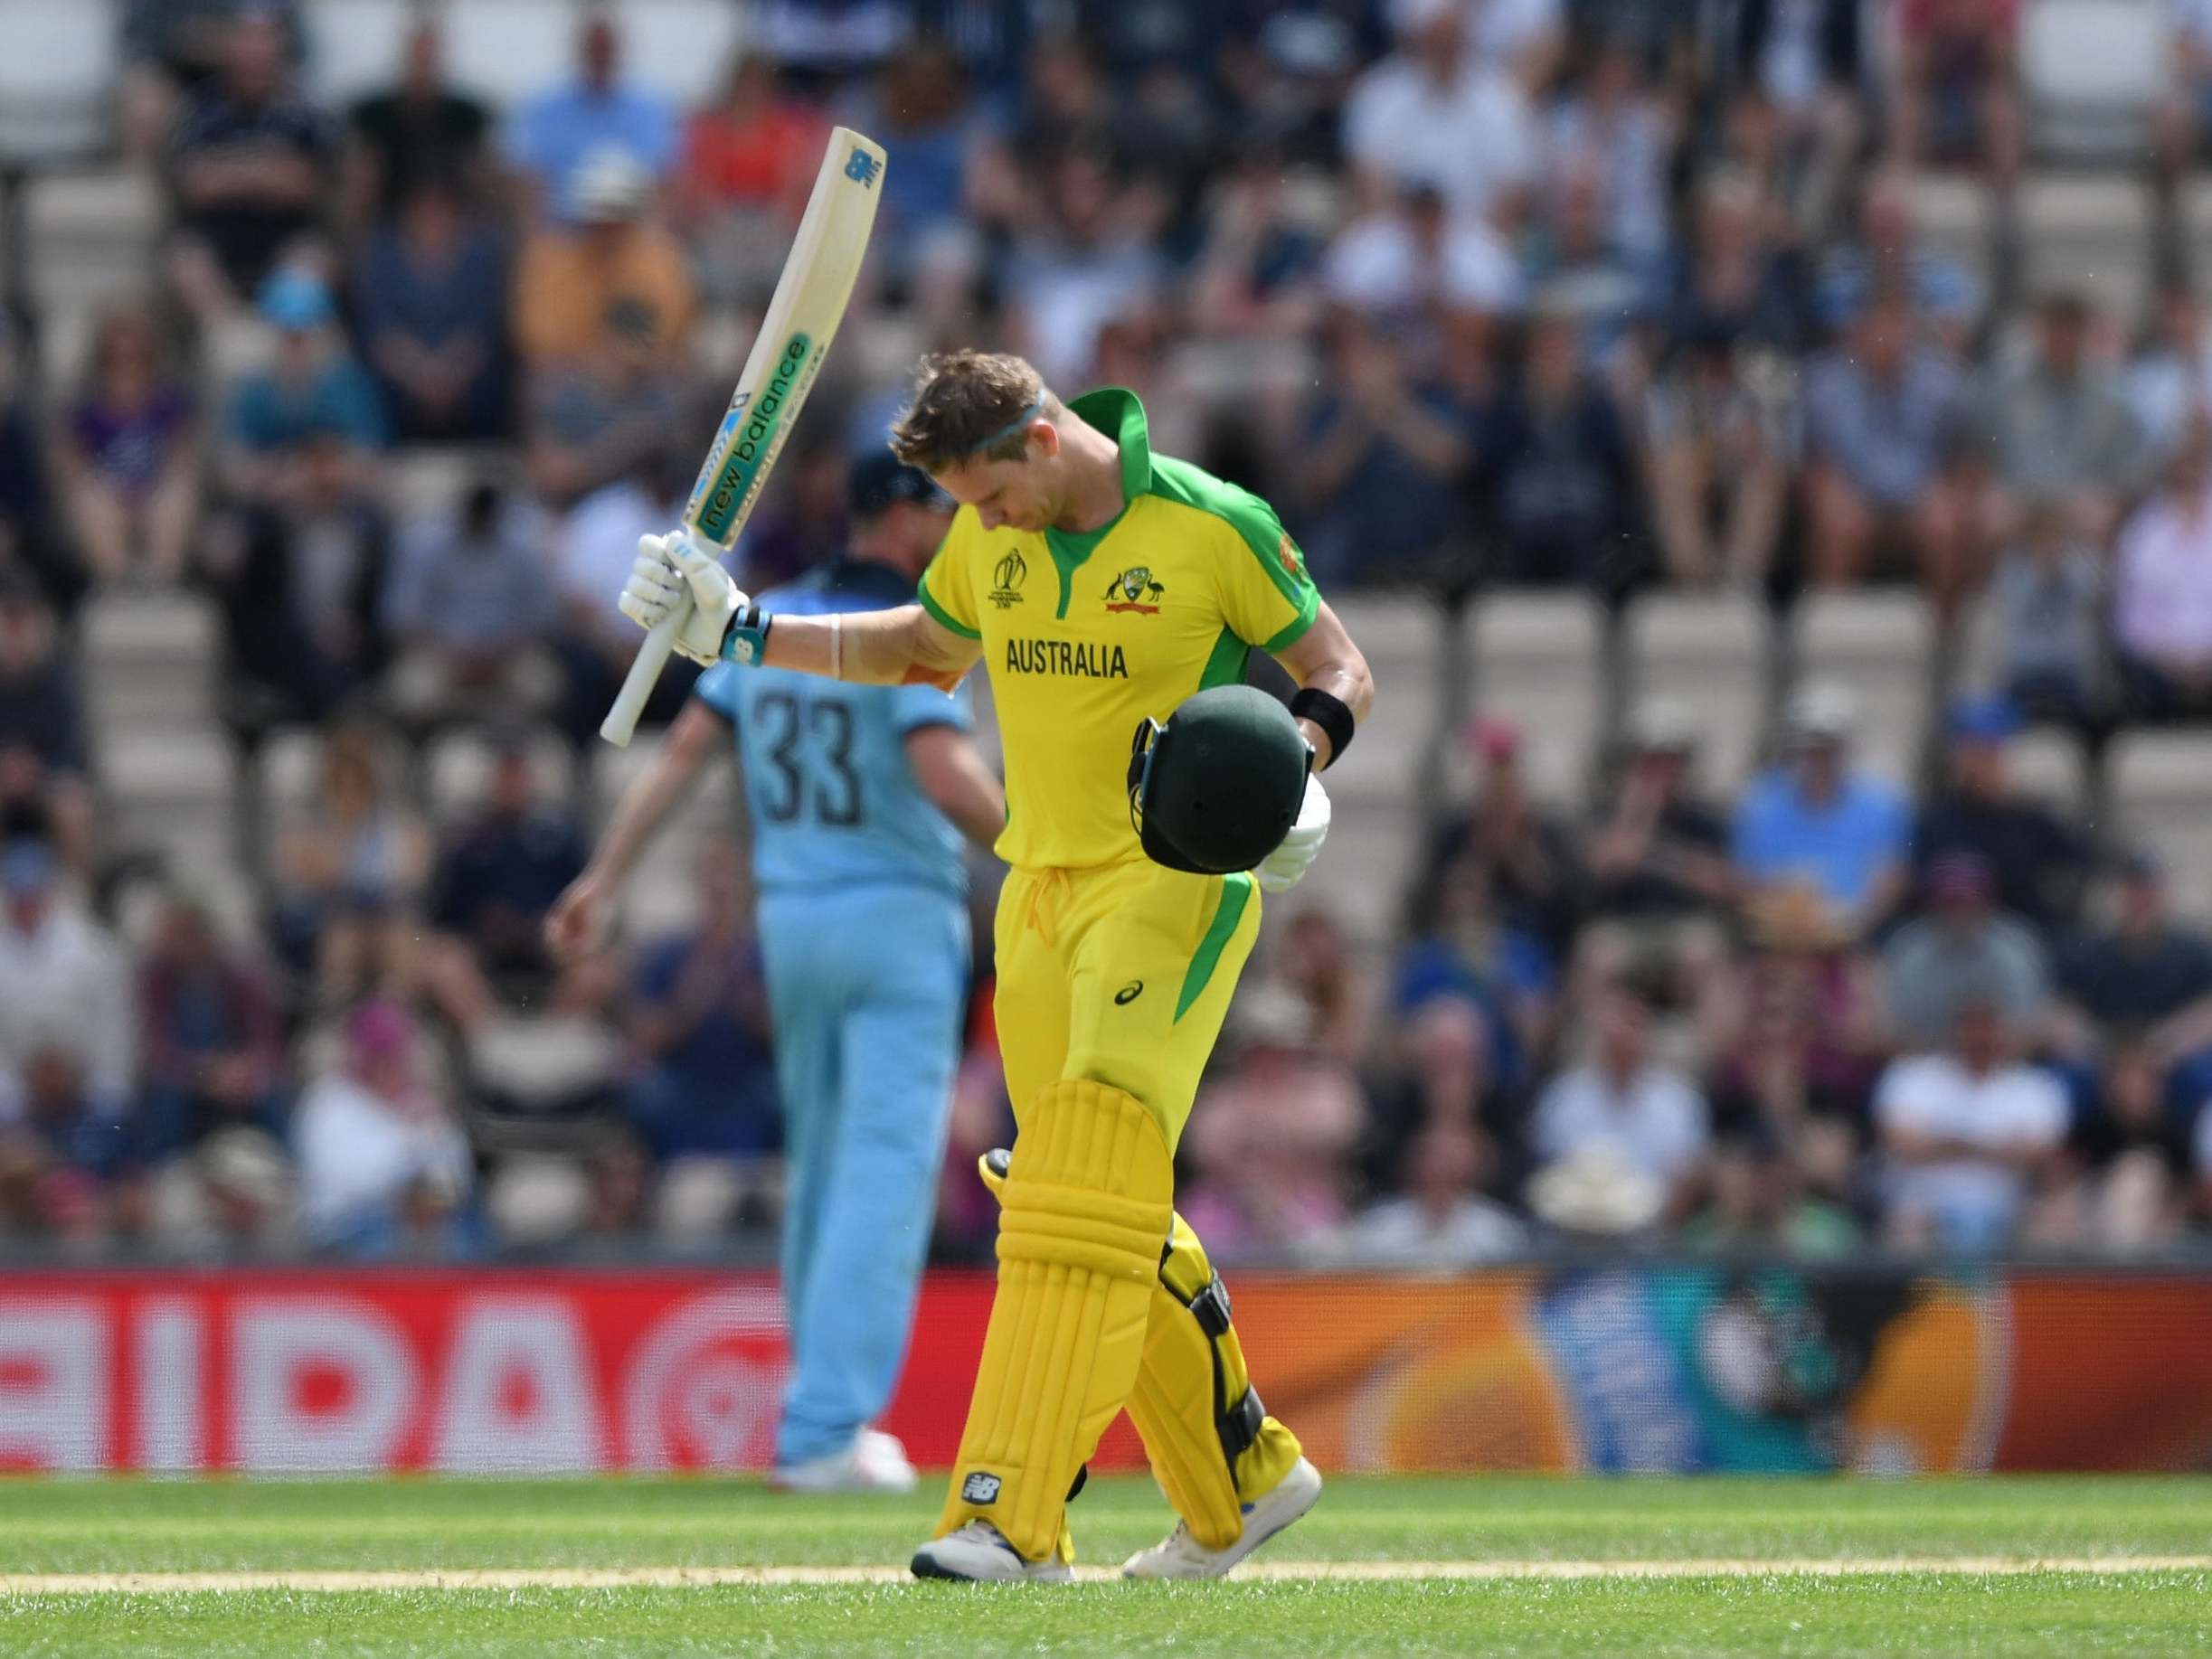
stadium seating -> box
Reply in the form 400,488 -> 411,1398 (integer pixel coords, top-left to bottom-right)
422,725 -> 578,826
1470,592 -> 1606,806
2022,0 -> 2161,164
82,588 -> 221,738
0,1 -> 116,165
2106,731 -> 2212,919
1793,591 -> 1940,786
1624,592 -> 1773,795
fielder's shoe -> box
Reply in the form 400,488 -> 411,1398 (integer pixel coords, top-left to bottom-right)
1121,1456 -> 1324,1579
911,1521 -> 1075,1583
770,1429 -> 917,1494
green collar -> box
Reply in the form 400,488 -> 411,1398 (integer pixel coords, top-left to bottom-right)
1068,385 -> 1154,501
1042,387 -> 1152,616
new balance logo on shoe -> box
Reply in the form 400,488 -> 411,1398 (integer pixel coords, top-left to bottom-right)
961,1473 -> 1003,1504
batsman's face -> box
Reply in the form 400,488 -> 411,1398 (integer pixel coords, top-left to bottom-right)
934,448 -> 1057,535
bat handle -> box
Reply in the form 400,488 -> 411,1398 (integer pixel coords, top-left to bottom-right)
599,599 -> 691,748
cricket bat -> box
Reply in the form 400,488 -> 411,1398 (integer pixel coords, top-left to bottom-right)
599,127 -> 887,746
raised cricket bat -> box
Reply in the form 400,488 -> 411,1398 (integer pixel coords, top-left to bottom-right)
599,127 -> 887,746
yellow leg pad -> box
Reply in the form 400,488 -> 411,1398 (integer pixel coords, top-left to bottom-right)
937,1079 -> 1173,1562
1129,1213 -> 1307,1550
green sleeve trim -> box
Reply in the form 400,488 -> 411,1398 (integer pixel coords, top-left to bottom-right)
1196,627 -> 1250,692
1177,872 -> 1255,1022
916,577 -> 981,641
1258,585 -> 1321,655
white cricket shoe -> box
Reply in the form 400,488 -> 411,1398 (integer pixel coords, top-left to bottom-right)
769,1429 -> 917,1494
1121,1456 -> 1324,1579
911,1521 -> 1074,1583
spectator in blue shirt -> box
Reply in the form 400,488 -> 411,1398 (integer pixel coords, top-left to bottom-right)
382,477 -> 559,727
1732,681 -> 1912,928
504,11 -> 677,220
421,732 -> 590,1033
1815,170 -> 1980,352
352,182 -> 512,443
1293,307 -> 1481,588
1801,294 -> 1971,608
221,269 -> 386,512
624,843 -> 782,1163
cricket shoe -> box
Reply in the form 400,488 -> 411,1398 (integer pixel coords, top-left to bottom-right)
769,1429 -> 917,1494
1121,1456 -> 1324,1579
911,1522 -> 1075,1583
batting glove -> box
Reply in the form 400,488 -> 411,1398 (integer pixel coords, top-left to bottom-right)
620,530 -> 758,667
1254,771 -> 1330,892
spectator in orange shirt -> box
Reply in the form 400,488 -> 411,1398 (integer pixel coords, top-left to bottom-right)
515,148 -> 695,375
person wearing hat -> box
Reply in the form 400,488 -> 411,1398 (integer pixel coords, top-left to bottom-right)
550,452 -> 1003,1498
617,348 -> 1374,1579
1912,693 -> 2089,932
1731,679 -> 1911,929
220,267 -> 386,511
292,998 -> 471,1252
515,146 -> 695,375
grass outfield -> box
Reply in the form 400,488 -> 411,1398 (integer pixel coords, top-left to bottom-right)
0,1475 -> 2207,1656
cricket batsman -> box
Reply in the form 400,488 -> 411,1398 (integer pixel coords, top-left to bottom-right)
617,351 -> 1375,1580
548,454 -> 1006,1492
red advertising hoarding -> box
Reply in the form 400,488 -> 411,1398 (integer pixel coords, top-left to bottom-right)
2,1267 -> 2208,1475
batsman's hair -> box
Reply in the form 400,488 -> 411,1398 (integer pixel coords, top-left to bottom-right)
888,350 -> 1056,472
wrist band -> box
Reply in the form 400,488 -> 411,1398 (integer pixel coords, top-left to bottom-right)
720,604 -> 773,666
1289,686 -> 1355,768
829,612 -> 843,681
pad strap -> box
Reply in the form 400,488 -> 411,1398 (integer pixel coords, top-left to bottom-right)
1289,687 -> 1355,768
1219,1386 -> 1266,1464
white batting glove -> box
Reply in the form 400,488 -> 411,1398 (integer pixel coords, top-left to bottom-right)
619,529 -> 747,667
1255,771 -> 1330,892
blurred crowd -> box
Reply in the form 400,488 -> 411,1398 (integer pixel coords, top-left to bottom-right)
4,0 -> 2212,1259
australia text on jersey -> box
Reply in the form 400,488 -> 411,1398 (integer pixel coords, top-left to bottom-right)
1004,638 -> 1130,678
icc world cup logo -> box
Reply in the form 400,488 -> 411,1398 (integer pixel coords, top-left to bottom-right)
988,550 -> 1027,610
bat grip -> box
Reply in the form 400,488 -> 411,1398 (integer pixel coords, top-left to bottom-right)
599,599 -> 691,748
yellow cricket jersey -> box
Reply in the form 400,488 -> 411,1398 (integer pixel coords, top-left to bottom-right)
917,388 -> 1320,872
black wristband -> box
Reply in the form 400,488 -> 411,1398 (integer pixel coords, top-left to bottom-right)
1289,687 -> 1355,768
717,604 -> 773,665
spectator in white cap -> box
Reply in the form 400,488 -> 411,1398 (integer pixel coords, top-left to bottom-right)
515,147 -> 695,377
1730,681 -> 1910,929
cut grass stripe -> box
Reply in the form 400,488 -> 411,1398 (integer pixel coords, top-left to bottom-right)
5,1555 -> 2209,1596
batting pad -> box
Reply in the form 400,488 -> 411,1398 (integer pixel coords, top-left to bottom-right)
1131,1214 -> 1307,1550
938,1079 -> 1172,1562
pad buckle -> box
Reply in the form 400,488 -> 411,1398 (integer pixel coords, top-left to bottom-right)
1188,1273 -> 1233,1339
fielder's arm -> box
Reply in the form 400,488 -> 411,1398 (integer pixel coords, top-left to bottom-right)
546,700 -> 724,958
1271,599 -> 1375,768
905,724 -> 1007,850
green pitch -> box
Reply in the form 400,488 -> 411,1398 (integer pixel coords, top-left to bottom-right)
2,1475 -> 2209,1657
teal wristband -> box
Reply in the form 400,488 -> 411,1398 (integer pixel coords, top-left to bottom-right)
720,606 -> 773,666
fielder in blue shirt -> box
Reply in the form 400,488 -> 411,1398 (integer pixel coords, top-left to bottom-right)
549,455 -> 1004,1490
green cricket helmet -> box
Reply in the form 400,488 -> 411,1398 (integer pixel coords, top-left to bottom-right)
1127,684 -> 1313,875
